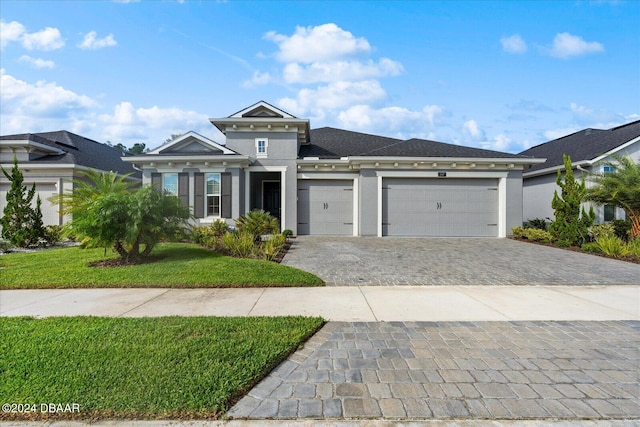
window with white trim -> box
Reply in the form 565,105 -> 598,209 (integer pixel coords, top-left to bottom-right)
206,173 -> 221,216
604,205 -> 616,221
163,173 -> 178,195
603,165 -> 616,173
255,138 -> 268,157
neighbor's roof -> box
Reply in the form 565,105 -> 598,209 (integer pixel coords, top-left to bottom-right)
519,120 -> 640,174
300,127 -> 530,159
0,130 -> 141,177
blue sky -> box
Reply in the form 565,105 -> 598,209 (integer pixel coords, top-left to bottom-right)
1,0 -> 638,153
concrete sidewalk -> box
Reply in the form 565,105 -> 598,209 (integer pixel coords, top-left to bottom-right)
1,285 -> 638,321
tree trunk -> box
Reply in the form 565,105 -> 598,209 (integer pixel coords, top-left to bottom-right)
113,241 -> 128,260
629,211 -> 640,239
141,242 -> 155,257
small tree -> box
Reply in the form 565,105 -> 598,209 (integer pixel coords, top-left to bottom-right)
56,170 -> 190,262
1,157 -> 46,247
548,154 -> 595,246
585,155 -> 640,238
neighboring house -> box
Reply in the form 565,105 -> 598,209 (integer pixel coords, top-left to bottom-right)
520,120 -> 640,224
0,131 -> 141,229
123,101 -> 544,237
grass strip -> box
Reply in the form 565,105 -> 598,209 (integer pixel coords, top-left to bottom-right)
0,243 -> 323,288
0,316 -> 324,420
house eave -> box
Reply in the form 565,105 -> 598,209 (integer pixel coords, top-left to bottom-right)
523,160 -> 594,178
349,156 -> 545,170
1,140 -> 66,155
122,154 -> 252,168
210,117 -> 311,144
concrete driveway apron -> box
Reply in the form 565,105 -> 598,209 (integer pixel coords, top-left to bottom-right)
281,237 -> 640,286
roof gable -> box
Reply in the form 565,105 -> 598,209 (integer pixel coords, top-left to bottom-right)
229,101 -> 296,119
520,120 -> 640,174
148,131 -> 235,155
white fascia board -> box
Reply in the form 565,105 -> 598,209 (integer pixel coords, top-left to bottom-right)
523,160 -> 592,178
590,136 -> 640,164
298,158 -> 349,165
1,140 -> 66,155
0,163 -> 141,181
349,156 -> 545,165
122,154 -> 250,164
228,101 -> 296,119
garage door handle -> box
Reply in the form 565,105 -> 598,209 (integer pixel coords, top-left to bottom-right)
487,224 -> 497,226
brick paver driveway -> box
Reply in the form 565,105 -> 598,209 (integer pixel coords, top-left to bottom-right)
229,321 -> 640,420
281,237 -> 640,286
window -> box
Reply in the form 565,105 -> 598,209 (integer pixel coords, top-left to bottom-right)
206,173 -> 221,216
603,165 -> 616,174
255,138 -> 268,157
604,205 -> 616,222
163,173 -> 178,195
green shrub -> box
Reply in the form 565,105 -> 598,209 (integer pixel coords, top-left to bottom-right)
590,223 -> 615,241
611,219 -> 631,241
43,225 -> 64,246
627,238 -> 640,257
511,226 -> 527,238
523,228 -> 554,243
262,234 -> 286,261
211,219 -> 229,237
581,242 -> 602,254
595,235 -> 630,258
222,231 -> 255,258
0,239 -> 12,253
282,229 -> 293,239
236,210 -> 280,241
525,218 -> 549,230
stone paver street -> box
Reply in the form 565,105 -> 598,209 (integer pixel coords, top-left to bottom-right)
281,237 -> 640,286
228,321 -> 640,420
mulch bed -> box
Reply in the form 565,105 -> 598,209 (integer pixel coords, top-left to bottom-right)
89,255 -> 164,268
510,237 -> 640,265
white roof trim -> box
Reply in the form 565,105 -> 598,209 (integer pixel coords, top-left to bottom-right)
229,101 -> 295,119
590,136 -> 640,164
1,139 -> 66,155
148,131 -> 234,155
523,160 -> 592,178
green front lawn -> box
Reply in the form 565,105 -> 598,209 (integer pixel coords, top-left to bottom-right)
0,243 -> 323,289
0,316 -> 324,420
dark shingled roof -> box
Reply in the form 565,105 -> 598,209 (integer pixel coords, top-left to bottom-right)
0,130 -> 141,178
301,127 -> 529,159
519,120 -> 640,173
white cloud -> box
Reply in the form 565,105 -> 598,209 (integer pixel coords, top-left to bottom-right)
242,70 -> 271,88
265,23 -> 371,63
22,27 -> 64,51
279,80 -> 386,117
0,20 -> 26,48
549,32 -> 604,58
0,69 -> 97,135
462,119 -> 486,140
481,134 -> 513,152
500,34 -> 527,54
543,127 -> 580,140
19,55 -> 55,69
99,101 -> 209,142
283,58 -> 403,84
337,104 -> 445,138
78,31 -> 117,50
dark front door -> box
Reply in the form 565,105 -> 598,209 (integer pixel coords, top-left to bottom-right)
263,181 -> 281,221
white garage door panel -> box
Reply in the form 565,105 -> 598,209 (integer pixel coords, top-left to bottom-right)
298,180 -> 353,235
383,178 -> 498,237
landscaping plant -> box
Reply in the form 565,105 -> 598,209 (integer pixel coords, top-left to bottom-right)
235,209 -> 280,241
53,170 -> 190,262
585,155 -> 640,238
548,154 -> 595,246
0,157 -> 46,247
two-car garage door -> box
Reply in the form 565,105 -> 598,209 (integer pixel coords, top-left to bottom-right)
382,178 -> 499,237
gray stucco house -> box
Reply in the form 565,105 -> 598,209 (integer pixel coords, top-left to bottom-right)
520,120 -> 640,224
123,101 -> 543,237
0,131 -> 140,229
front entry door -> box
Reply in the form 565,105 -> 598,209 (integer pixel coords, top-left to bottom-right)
262,181 -> 281,221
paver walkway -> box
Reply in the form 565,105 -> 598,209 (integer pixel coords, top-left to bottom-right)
229,321 -> 640,420
281,237 -> 640,286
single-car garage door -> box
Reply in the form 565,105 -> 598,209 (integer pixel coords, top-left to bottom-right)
298,180 -> 353,235
383,178 -> 498,237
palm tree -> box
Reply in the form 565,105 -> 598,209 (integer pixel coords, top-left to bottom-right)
585,155 -> 640,238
